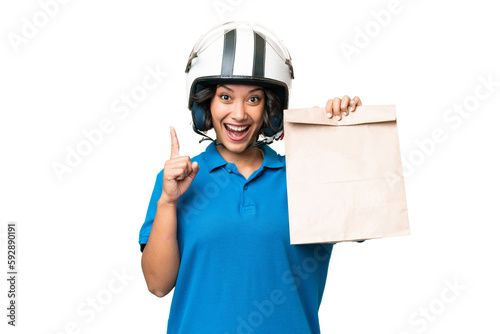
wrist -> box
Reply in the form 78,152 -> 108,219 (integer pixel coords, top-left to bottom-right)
158,195 -> 178,209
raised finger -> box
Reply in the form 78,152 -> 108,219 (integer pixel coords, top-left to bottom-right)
170,126 -> 180,158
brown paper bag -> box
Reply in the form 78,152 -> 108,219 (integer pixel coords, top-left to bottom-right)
284,105 -> 410,244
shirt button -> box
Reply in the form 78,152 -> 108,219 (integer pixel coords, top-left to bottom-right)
227,167 -> 232,173
243,185 -> 248,190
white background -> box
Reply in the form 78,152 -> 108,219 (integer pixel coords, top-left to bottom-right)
1,0 -> 499,333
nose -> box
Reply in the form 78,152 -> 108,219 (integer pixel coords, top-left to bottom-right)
230,99 -> 247,121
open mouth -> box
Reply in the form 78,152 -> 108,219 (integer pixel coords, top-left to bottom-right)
224,123 -> 251,141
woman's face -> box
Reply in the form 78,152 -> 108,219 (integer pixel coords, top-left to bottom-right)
210,84 -> 265,153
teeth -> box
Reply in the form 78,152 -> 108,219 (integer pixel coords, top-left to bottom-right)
226,124 -> 249,131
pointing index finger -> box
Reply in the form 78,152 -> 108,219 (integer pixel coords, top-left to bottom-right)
170,126 -> 180,158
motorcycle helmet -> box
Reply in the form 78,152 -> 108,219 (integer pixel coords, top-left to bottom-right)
185,21 -> 294,145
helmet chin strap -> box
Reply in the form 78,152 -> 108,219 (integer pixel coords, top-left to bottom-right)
193,123 -> 283,152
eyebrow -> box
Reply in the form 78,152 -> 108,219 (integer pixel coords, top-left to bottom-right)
219,85 -> 264,93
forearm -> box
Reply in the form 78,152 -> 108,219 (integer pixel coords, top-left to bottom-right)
141,199 -> 180,297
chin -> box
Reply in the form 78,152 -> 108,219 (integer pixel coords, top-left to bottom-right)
220,139 -> 255,152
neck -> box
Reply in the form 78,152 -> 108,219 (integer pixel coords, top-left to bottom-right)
215,141 -> 264,168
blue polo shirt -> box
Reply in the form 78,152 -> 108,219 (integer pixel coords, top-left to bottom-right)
139,141 -> 334,334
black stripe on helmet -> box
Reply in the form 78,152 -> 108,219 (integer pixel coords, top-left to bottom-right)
221,29 -> 236,76
253,32 -> 266,77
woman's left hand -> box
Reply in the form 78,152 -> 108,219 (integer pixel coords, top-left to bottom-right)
324,95 -> 362,120
276,95 -> 363,141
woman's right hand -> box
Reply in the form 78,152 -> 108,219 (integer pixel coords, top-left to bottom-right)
159,126 -> 200,206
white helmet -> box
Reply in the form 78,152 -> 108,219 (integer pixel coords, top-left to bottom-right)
185,21 -> 294,143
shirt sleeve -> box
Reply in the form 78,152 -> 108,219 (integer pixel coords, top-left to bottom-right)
138,170 -> 164,252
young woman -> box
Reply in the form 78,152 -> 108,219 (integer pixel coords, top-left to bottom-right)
139,22 -> 362,333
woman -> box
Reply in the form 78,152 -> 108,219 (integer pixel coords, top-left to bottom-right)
139,22 -> 362,333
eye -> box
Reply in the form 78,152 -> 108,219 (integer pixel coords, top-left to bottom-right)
219,94 -> 230,101
248,96 -> 262,104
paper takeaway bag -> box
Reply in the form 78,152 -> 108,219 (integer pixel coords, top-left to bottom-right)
284,105 -> 410,244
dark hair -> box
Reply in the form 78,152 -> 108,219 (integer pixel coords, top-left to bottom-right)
192,84 -> 283,137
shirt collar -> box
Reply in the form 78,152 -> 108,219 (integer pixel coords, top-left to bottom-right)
204,141 -> 285,173
261,143 -> 285,169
